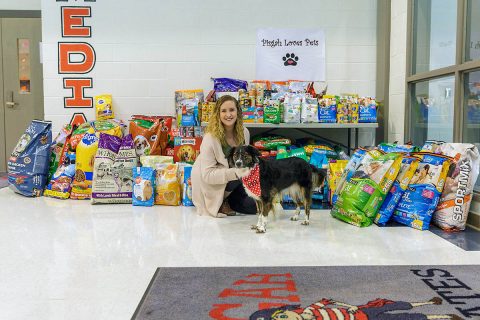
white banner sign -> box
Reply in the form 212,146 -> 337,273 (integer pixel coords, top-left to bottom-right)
256,28 -> 325,81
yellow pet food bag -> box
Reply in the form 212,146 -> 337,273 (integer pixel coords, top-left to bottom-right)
154,163 -> 181,206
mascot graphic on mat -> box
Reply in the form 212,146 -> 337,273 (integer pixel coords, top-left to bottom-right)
249,297 -> 462,320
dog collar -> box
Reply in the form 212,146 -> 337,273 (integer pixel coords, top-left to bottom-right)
242,164 -> 261,197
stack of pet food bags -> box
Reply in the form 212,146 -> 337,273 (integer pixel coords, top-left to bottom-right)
42,95 -> 128,200
131,155 -> 193,207
173,89 -> 204,164
333,95 -> 377,124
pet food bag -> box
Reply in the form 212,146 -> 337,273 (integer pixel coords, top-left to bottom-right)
70,120 -> 123,150
263,100 -> 281,124
358,97 -> 377,123
91,134 -> 136,204
331,151 -> 402,227
44,152 -> 76,199
328,160 -> 349,204
8,120 -> 52,197
95,94 -> 115,120
301,97 -> 319,123
332,148 -> 368,205
182,166 -> 194,206
318,95 -> 337,123
154,163 -> 181,206
432,143 -> 480,231
140,155 -> 173,167
393,153 -> 452,230
129,116 -> 170,158
378,142 -> 420,153
253,136 -> 291,151
174,89 -> 204,127
283,93 -> 302,123
71,133 -> 99,200
173,137 -> 202,163
48,124 -> 72,180
132,167 -> 155,206
374,156 -> 419,226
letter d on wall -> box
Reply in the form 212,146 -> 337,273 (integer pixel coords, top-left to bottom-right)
58,42 -> 96,74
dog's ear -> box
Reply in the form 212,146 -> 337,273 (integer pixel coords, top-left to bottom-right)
246,145 -> 261,161
227,147 -> 236,168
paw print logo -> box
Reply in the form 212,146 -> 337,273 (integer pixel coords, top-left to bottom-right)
283,53 -> 299,66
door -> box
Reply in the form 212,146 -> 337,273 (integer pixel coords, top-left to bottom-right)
0,18 -> 43,172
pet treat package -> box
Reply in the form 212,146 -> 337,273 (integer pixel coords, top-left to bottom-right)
332,148 -> 368,205
378,142 -> 420,153
69,120 -> 123,150
44,152 -> 76,199
154,163 -> 181,206
91,134 -> 136,204
358,97 -> 377,123
318,95 -> 337,123
328,160 -> 349,204
301,97 -> 319,123
129,116 -> 170,158
283,93 -> 302,123
331,150 -> 402,227
374,156 -> 419,226
173,137 -> 202,164
174,89 -> 204,127
95,94 -> 115,120
212,77 -> 248,92
48,124 -> 72,180
140,155 -> 173,167
393,153 -> 452,230
132,167 -> 155,206
8,120 -> 52,197
432,143 -> 480,231
71,133 -> 99,200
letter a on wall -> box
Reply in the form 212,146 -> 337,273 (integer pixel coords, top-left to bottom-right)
256,28 -> 325,81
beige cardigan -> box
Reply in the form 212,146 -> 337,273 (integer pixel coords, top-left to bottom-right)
192,127 -> 250,217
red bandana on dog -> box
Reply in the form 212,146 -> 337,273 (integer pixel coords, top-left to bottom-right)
242,164 -> 261,197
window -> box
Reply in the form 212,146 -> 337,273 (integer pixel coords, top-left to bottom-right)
463,69 -> 480,191
465,0 -> 480,62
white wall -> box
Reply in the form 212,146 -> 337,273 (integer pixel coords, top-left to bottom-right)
41,0 -> 377,139
0,0 -> 40,10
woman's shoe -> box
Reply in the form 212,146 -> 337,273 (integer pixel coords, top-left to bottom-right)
219,200 -> 236,216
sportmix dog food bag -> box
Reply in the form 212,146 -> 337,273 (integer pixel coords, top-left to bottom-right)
132,167 -> 155,207
43,152 -> 76,199
48,124 -> 72,180
8,120 -> 52,197
332,148 -> 367,205
433,143 -> 480,231
331,150 -> 402,227
91,134 -> 136,204
374,156 -> 419,226
393,153 -> 452,230
71,133 -> 99,200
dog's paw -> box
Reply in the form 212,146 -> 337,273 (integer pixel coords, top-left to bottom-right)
256,226 -> 266,233
251,224 -> 259,230
301,220 -> 310,226
290,216 -> 299,221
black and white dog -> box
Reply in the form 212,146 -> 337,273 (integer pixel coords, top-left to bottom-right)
228,145 -> 327,233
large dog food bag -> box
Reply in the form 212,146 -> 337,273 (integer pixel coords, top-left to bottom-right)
374,156 -> 419,226
433,143 -> 480,231
48,124 -> 72,180
328,160 -> 349,204
129,116 -> 170,158
393,153 -> 452,230
332,148 -> 367,205
8,120 -> 52,197
132,167 -> 155,207
182,165 -> 194,206
69,120 -> 123,150
71,133 -> 99,200
331,150 -> 402,227
91,134 -> 136,204
44,152 -> 76,199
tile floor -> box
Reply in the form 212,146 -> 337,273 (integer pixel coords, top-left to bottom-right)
0,188 -> 479,320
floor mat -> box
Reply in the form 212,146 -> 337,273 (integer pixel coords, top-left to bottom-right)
133,266 -> 479,319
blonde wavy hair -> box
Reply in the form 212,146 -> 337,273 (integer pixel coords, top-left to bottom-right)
206,95 -> 245,147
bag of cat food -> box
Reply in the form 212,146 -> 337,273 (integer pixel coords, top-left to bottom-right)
433,143 -> 480,231
44,152 -> 76,199
129,116 -> 170,158
358,97 -> 377,123
393,153 -> 452,230
301,97 -> 318,123
91,134 -> 136,204
331,150 -> 402,227
374,156 -> 419,226
182,165 -> 194,206
8,120 -> 52,197
328,160 -> 349,204
318,95 -> 337,123
283,93 -> 302,123
71,133 -> 99,200
332,148 -> 368,205
48,124 -> 72,180
154,163 -> 181,206
132,167 -> 155,206
95,94 -> 115,120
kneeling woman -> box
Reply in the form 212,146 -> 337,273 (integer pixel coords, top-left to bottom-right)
192,95 -> 257,217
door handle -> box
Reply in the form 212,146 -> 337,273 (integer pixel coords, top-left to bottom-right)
6,91 -> 18,108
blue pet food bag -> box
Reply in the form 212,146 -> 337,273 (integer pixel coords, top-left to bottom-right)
318,95 -> 337,123
132,167 -> 155,207
392,153 -> 452,230
331,148 -> 367,205
374,156 -> 419,226
358,97 -> 377,123
182,166 -> 194,206
8,120 -> 52,197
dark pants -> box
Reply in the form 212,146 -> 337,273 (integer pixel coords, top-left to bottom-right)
225,180 -> 257,215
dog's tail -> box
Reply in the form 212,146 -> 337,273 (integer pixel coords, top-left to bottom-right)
310,165 -> 327,188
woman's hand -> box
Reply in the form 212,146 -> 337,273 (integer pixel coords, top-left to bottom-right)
235,167 -> 251,178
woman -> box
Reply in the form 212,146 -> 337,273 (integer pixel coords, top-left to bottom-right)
192,95 -> 257,217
